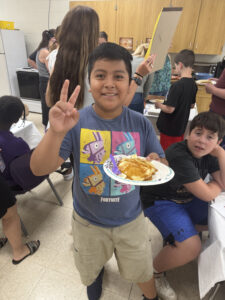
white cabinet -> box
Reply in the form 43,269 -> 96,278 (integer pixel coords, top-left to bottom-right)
0,29 -> 28,97
0,54 -> 11,96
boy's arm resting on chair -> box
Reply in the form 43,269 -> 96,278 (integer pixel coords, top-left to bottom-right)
30,80 -> 80,176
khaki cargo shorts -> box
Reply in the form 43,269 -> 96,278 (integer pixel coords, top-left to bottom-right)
72,210 -> 153,286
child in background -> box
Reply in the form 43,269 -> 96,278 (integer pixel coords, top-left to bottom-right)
36,29 -> 56,128
155,49 -> 197,150
205,68 -> 225,149
141,111 -> 225,300
0,96 -> 30,185
0,96 -> 40,264
129,43 -> 154,114
30,42 -> 166,300
47,26 -> 61,74
149,54 -> 172,97
98,31 -> 108,44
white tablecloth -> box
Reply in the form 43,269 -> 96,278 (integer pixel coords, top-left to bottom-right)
144,103 -> 198,121
144,104 -> 198,136
198,192 -> 225,298
10,119 -> 42,149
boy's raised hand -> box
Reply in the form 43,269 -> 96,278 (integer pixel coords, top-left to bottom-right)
49,80 -> 80,134
136,54 -> 156,77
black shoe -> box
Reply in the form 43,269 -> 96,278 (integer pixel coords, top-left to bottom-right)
87,268 -> 104,300
142,295 -> 159,300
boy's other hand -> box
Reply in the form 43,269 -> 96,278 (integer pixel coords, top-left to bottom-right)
49,80 -> 80,134
146,152 -> 160,161
146,153 -> 168,166
209,143 -> 224,158
155,101 -> 162,109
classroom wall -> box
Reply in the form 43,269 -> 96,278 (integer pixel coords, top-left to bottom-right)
0,0 -> 70,55
0,0 -> 224,63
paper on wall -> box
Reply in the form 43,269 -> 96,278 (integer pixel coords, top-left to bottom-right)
145,7 -> 183,72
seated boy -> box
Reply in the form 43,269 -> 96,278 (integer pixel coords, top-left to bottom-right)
155,49 -> 198,150
30,42 -> 166,300
0,96 -> 40,263
141,111 -> 225,300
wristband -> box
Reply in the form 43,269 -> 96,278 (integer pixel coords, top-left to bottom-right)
134,72 -> 143,78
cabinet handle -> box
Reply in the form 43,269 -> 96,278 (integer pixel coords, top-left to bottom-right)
195,44 -> 197,49
189,42 -> 192,48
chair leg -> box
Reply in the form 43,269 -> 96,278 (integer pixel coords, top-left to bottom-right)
209,282 -> 222,300
20,218 -> 29,237
46,177 -> 63,206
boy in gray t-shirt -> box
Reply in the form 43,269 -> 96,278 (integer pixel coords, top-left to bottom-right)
30,43 -> 165,300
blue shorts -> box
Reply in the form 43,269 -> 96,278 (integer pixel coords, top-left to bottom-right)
144,198 -> 208,243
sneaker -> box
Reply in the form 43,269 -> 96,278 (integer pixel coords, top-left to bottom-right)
63,167 -> 74,181
154,272 -> 177,300
87,268 -> 104,300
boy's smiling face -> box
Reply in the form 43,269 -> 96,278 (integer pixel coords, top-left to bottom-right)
89,58 -> 130,119
187,126 -> 221,158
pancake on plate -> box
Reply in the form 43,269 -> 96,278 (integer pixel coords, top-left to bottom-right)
118,156 -> 157,181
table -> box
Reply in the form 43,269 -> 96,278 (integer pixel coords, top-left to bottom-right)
144,103 -> 198,136
198,192 -> 225,299
10,119 -> 42,149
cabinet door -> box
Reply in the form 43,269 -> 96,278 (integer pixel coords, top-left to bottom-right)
170,0 -> 201,53
194,0 -> 225,54
142,0 -> 170,43
196,85 -> 212,113
70,1 -> 117,42
115,0 -> 145,51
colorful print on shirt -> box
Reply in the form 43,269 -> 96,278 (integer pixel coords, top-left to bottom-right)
80,129 -> 140,197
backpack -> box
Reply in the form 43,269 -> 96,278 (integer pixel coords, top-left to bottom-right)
214,56 -> 225,78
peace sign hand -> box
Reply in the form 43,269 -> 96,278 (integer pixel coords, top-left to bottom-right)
49,80 -> 80,134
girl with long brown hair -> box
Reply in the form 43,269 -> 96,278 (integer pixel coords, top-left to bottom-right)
47,6 -> 99,109
46,5 -> 155,110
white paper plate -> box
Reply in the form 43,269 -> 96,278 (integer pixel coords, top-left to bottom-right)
196,79 -> 216,86
148,99 -> 164,104
103,155 -> 174,186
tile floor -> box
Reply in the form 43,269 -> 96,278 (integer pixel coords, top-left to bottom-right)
0,112 -> 224,300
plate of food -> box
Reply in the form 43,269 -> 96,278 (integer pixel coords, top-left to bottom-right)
196,79 -> 216,85
148,99 -> 164,104
103,155 -> 174,186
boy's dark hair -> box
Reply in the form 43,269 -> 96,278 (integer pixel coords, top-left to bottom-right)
189,111 -> 225,140
0,96 -> 25,130
99,31 -> 108,41
88,42 -> 133,82
174,49 -> 195,68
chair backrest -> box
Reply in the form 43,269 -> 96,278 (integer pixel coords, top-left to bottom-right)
9,151 -> 48,192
